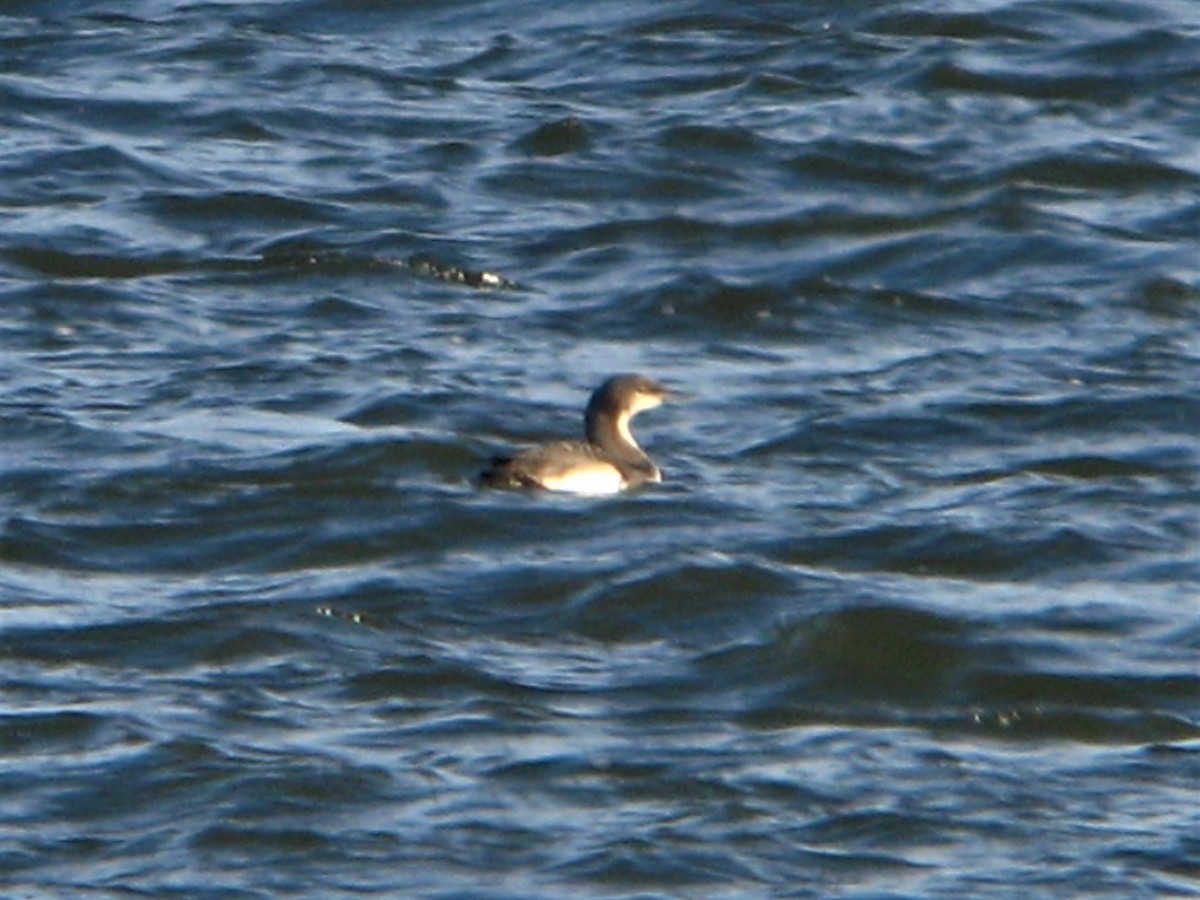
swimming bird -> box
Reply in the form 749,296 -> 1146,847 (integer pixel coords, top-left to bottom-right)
480,374 -> 670,494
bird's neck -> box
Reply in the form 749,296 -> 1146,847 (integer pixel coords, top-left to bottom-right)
587,410 -> 645,461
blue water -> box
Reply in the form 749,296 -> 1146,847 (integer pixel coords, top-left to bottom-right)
2,1 -> 1198,897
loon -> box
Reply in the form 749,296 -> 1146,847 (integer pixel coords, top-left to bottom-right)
480,374 -> 670,494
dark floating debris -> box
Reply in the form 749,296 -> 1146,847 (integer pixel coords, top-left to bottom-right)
316,605 -> 371,626
255,249 -> 398,275
2,244 -> 519,291
516,115 -> 590,156
253,250 -> 517,289
1139,275 -> 1196,315
407,254 -> 517,289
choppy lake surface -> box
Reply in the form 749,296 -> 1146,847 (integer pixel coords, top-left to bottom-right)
2,1 -> 1199,897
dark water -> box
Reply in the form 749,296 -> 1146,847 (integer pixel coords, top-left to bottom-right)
2,0 -> 1199,896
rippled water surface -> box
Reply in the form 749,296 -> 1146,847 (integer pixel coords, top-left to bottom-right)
2,1 -> 1199,897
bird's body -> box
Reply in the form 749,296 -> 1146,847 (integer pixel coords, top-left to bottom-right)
480,374 -> 669,495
